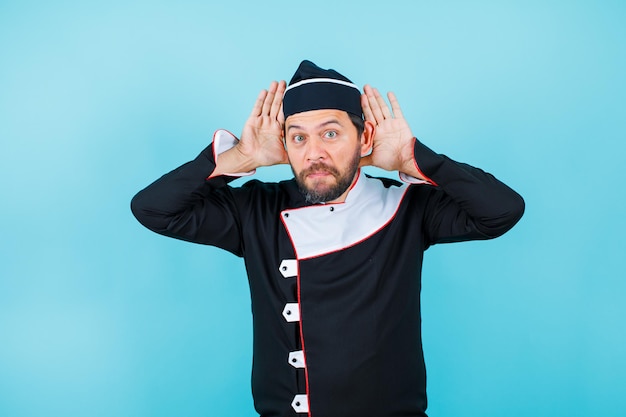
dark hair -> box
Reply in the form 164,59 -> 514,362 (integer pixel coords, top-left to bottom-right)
349,113 -> 365,138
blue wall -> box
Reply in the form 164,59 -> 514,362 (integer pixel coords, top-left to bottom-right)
1,1 -> 624,416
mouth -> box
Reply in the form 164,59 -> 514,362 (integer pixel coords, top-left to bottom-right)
302,163 -> 339,180
306,170 -> 333,179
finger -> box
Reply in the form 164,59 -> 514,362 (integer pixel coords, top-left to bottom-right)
359,154 -> 373,168
269,80 -> 285,120
361,93 -> 375,122
388,92 -> 404,119
364,84 -> 385,123
250,89 -> 268,118
261,81 -> 278,116
277,103 -> 285,126
373,87 -> 392,119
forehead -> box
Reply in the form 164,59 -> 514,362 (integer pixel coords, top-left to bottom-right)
285,109 -> 351,129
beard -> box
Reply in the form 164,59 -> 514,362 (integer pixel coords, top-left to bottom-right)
293,148 -> 361,204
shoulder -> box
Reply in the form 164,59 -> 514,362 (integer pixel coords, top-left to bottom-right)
364,173 -> 403,189
362,173 -> 439,213
238,178 -> 298,193
232,178 -> 305,208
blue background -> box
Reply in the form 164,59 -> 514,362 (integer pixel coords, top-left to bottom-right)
1,1 -> 624,416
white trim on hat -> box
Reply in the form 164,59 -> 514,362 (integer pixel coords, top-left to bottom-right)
284,77 -> 360,93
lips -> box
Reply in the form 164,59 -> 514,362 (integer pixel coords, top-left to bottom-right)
302,163 -> 339,179
307,170 -> 332,178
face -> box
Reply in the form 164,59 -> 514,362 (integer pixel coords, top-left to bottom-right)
284,109 -> 371,204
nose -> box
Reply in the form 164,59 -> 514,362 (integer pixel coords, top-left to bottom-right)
305,137 -> 326,162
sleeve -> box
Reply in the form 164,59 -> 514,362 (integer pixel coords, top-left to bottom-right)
407,138 -> 525,246
130,130 -> 251,257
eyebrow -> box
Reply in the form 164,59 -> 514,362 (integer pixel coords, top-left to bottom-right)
286,119 -> 343,132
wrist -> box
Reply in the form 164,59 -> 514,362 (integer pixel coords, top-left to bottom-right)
233,144 -> 261,170
210,130 -> 258,178
398,137 -> 417,172
398,137 -> 426,180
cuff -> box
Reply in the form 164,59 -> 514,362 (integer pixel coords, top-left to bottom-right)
212,129 -> 256,177
399,172 -> 435,185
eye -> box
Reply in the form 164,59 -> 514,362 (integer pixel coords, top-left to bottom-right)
324,131 -> 337,139
293,134 -> 305,143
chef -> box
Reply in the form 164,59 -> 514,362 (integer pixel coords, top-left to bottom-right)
131,60 -> 525,417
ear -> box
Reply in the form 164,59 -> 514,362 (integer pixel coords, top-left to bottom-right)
360,120 -> 375,156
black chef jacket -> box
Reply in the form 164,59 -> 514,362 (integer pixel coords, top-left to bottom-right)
131,130 -> 525,417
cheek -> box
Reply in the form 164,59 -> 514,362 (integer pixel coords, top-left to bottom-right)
286,148 -> 304,170
335,142 -> 360,163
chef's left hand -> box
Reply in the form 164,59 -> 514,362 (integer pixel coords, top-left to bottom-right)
359,85 -> 423,178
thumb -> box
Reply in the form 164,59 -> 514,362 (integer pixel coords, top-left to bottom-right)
359,154 -> 373,168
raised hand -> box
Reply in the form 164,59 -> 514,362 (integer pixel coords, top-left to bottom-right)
237,80 -> 289,167
360,85 -> 417,174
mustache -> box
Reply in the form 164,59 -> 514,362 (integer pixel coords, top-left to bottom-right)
300,162 -> 340,177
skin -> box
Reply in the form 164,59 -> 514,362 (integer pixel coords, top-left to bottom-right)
284,109 -> 373,203
210,80 -> 428,198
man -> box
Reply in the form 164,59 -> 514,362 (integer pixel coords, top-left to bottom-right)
131,60 -> 525,417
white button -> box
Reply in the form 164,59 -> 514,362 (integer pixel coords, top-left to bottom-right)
291,394 -> 309,413
288,350 -> 306,368
279,259 -> 298,278
282,303 -> 300,322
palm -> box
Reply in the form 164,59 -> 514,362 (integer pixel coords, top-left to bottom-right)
370,117 -> 414,171
241,114 -> 285,166
238,80 -> 288,167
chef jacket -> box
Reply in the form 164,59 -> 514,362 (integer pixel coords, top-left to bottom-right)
131,130 -> 525,417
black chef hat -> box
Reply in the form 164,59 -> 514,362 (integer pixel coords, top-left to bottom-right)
283,60 -> 362,119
